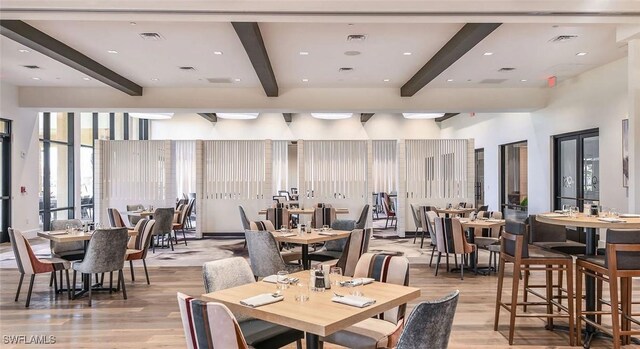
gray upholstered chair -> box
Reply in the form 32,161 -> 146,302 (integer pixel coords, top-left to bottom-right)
355,204 -> 370,229
309,219 -> 355,262
420,209 -> 439,266
527,214 -> 585,255
245,230 -> 301,278
248,221 -> 301,264
202,257 -> 304,348
152,207 -> 174,252
50,219 -> 85,261
395,290 -> 460,349
333,228 -> 370,277
125,219 -> 156,284
434,217 -> 477,280
410,204 -> 423,244
322,253 -> 410,349
126,204 -> 144,226
72,228 -> 128,306
239,205 -> 251,247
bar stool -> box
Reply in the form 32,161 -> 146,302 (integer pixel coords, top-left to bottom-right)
494,221 -> 575,345
575,229 -> 640,349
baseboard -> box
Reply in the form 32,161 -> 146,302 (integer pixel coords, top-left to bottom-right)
201,232 -> 245,239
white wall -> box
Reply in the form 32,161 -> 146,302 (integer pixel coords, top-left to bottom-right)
0,82 -> 40,236
441,58 -> 629,215
150,112 -> 441,140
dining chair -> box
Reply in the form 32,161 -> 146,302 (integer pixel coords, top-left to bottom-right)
172,203 -> 189,246
381,192 -> 397,230
184,198 -> 196,229
434,217 -> 477,280
311,205 -> 336,229
202,258 -> 304,348
321,253 -> 410,349
72,228 -> 129,306
395,290 -> 460,349
309,219 -> 355,262
334,228 -> 370,277
126,204 -> 144,226
152,207 -> 175,252
107,208 -> 132,229
494,221 -> 575,346
177,292 -> 249,349
244,230 -> 301,278
477,205 -> 489,213
8,227 -> 72,307
50,219 -> 85,261
126,218 -> 156,284
355,204 -> 370,229
409,204 -> 422,243
267,206 -> 290,230
575,229 -> 640,348
419,209 -> 439,265
474,211 -> 504,250
248,220 -> 301,264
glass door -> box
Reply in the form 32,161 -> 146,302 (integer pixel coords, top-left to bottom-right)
553,129 -> 599,211
475,148 -> 485,208
500,141 -> 528,220
0,119 -> 11,242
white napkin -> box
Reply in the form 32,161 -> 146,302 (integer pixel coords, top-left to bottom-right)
49,231 -> 68,235
240,293 -> 284,308
598,218 -> 626,223
619,213 -> 640,218
278,233 -> 296,237
262,275 -> 299,284
340,278 -> 375,287
486,219 -> 503,223
331,295 -> 376,308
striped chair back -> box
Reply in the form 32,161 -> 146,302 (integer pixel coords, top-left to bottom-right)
175,204 -> 189,225
312,206 -> 336,228
8,228 -> 68,275
128,219 -> 156,257
353,253 -> 410,325
107,208 -> 127,228
177,292 -> 248,349
249,220 -> 275,231
335,229 -> 368,277
477,211 -> 503,237
435,217 -> 470,254
267,207 -> 289,230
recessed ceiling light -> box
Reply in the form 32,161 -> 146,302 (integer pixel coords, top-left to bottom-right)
234,78 -> 241,82
107,50 -> 118,54
483,52 -> 494,56
213,51 -> 223,55
129,113 -> 173,120
130,22 -> 137,26
344,50 -> 361,56
302,78 -> 309,82
521,79 -> 528,82
311,113 -> 352,120
151,78 -> 159,81
82,77 -> 91,81
299,51 -> 309,55
402,113 -> 444,119
31,77 -> 41,80
217,113 -> 259,120
576,52 -> 588,56
403,52 -> 412,56
383,79 -> 390,82
18,49 -> 29,53
446,79 -> 454,82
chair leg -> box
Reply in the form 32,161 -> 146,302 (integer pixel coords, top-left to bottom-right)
565,264 -> 575,347
384,217 -> 389,229
109,272 -> 113,293
49,272 -> 53,287
65,270 -> 71,300
429,245 -> 436,267
434,253 -> 442,276
59,270 -> 63,292
143,259 -> 150,285
72,271 -> 77,299
609,273 -> 621,349
52,271 -> 58,292
15,273 -> 24,302
25,274 -> 35,308
523,270 -> 530,312
182,228 -> 187,246
494,256 -> 506,331
420,230 -> 426,249
169,233 -> 174,251
508,263 -> 521,345
87,274 -> 92,307
576,264 -> 583,347
119,270 -> 127,300
129,260 -> 135,282
545,266 -> 554,329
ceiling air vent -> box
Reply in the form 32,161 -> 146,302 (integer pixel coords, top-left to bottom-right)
347,34 -> 367,42
206,78 -> 232,83
498,67 -> 516,72
179,66 -> 196,71
549,35 -> 578,43
479,79 -> 507,84
22,65 -> 40,69
139,32 -> 164,41
338,67 -> 354,72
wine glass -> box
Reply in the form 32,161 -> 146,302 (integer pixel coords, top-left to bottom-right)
276,270 -> 289,291
329,267 -> 343,286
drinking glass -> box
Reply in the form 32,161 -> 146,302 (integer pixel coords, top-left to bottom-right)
280,225 -> 288,233
276,270 -> 289,291
322,225 -> 330,231
349,278 -> 364,297
610,208 -> 619,218
65,224 -> 72,233
329,267 -> 343,286
294,282 -> 310,302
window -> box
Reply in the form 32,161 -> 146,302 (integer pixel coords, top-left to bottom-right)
501,141 -> 528,220
553,129 -> 599,211
39,112 -> 74,230
80,113 -> 95,220
475,148 -> 485,208
0,119 -> 11,242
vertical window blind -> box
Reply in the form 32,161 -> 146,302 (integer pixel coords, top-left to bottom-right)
174,140 -> 196,200
272,141 -> 288,194
406,139 -> 468,199
372,140 -> 397,194
202,141 -> 265,200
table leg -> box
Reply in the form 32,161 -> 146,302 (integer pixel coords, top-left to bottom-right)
305,333 -> 322,349
302,244 -> 310,270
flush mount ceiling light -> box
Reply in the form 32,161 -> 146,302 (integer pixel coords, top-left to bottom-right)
311,113 -> 353,120
213,51 -> 223,55
107,50 -> 118,54
402,113 -> 445,119
18,49 -> 29,53
403,52 -> 412,56
217,113 -> 259,120
129,113 -> 174,120
483,52 -> 494,56
576,52 -> 588,56
299,51 -> 309,55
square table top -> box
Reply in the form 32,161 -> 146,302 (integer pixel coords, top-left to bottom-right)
271,229 -> 351,245
459,218 -> 506,229
435,207 -> 477,215
258,208 -> 349,215
202,270 -> 420,337
37,229 -> 137,243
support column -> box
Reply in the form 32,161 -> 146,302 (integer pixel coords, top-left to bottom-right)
397,140 -> 406,237
628,39 -> 640,211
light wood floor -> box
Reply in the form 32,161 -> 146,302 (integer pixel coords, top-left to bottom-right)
0,239 -> 638,348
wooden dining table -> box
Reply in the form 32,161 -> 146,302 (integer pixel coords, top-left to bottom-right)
536,212 -> 640,346
258,208 -> 350,215
460,218 -> 505,273
202,270 -> 421,349
271,229 -> 351,270
436,207 -> 476,217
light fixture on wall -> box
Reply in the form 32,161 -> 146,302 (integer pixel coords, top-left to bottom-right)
217,113 -> 259,120
129,113 -> 174,120
311,113 -> 353,120
402,113 -> 445,119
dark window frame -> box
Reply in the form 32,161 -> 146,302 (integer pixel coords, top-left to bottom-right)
500,140 -> 528,216
1,119 -> 11,242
